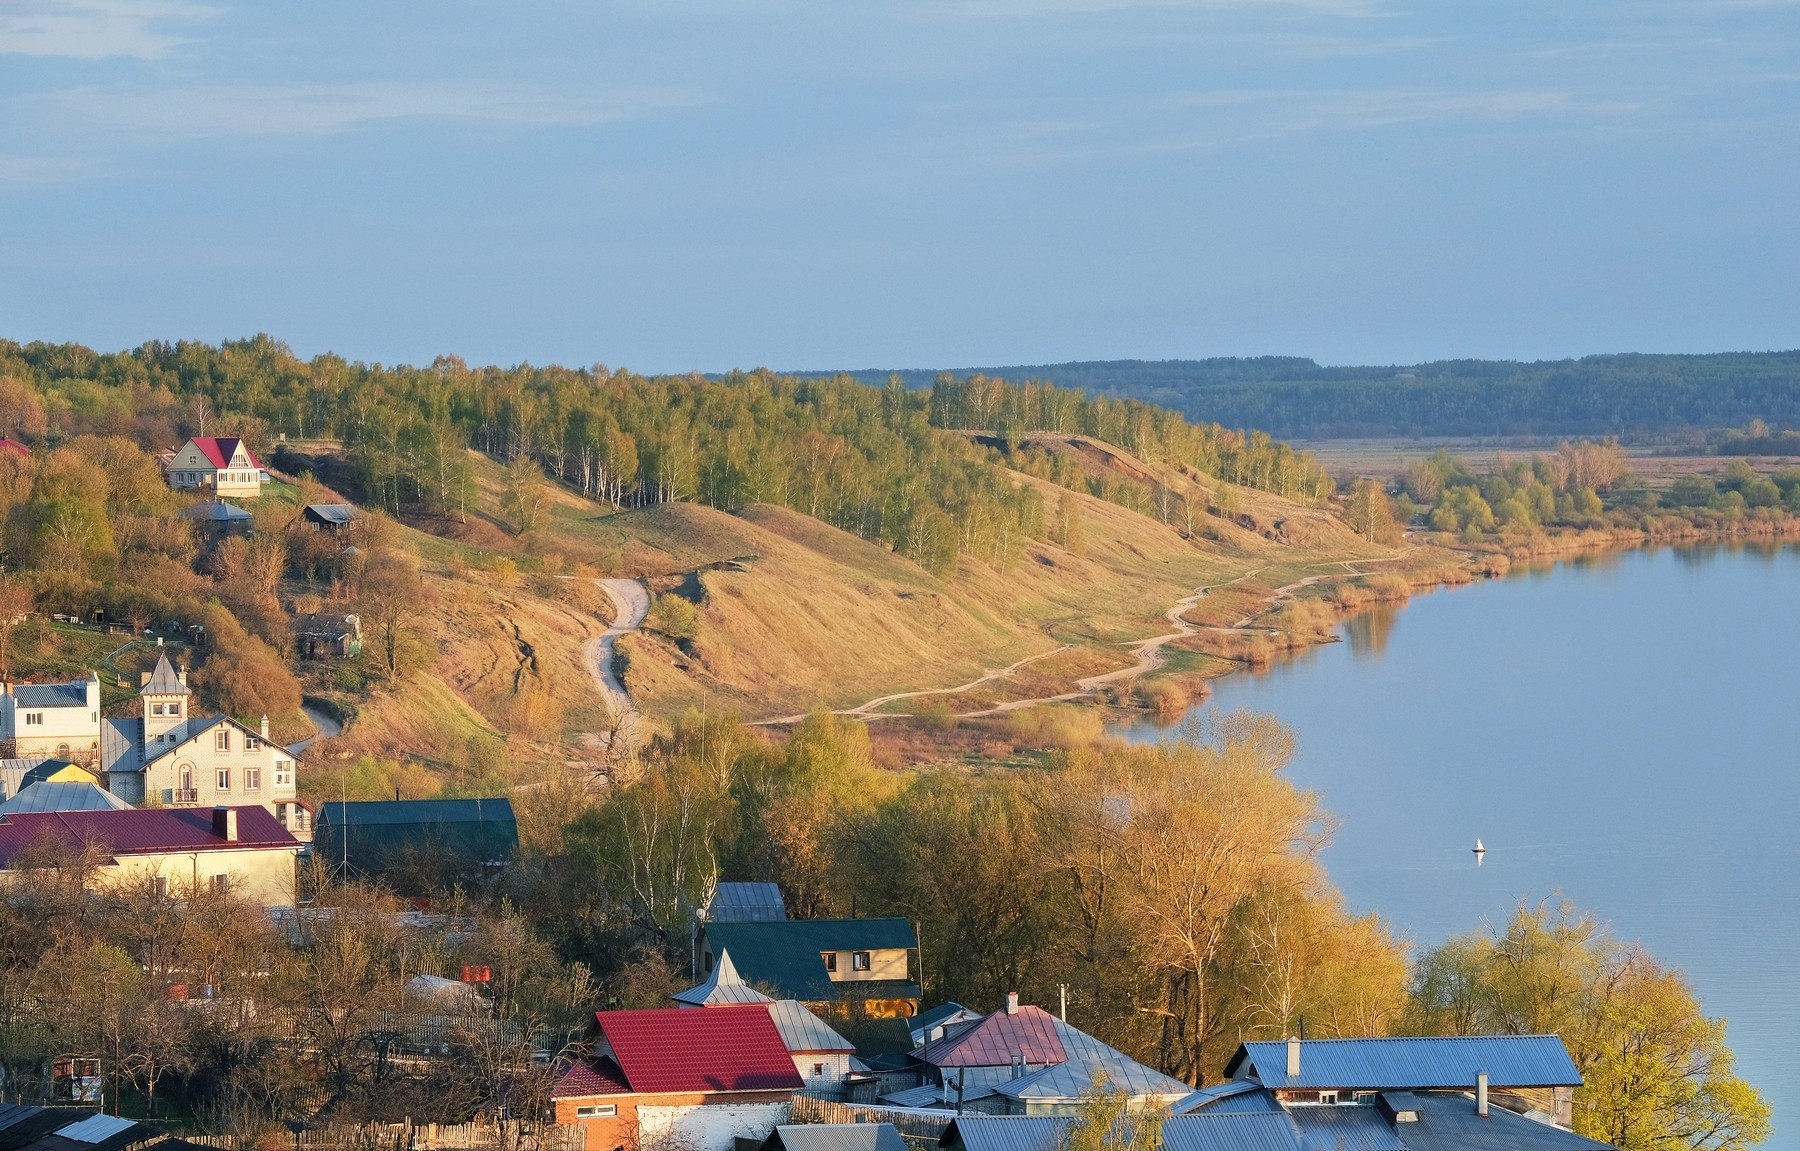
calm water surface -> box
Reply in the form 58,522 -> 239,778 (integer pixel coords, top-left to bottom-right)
1115,545 -> 1799,1139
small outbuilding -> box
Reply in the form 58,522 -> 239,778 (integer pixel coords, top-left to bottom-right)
303,503 -> 358,532
313,797 -> 519,881
291,612 -> 363,659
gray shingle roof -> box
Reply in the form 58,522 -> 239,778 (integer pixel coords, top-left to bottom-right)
1229,1037 -> 1583,1091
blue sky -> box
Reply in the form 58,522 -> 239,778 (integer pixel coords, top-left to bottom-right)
1,0 -> 1796,373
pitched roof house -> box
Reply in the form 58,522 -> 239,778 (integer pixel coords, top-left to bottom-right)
553,1005 -> 804,1151
167,437 -> 267,498
760,1125 -> 906,1151
671,950 -> 864,1099
904,993 -> 1190,1116
697,918 -> 920,1018
0,804 -> 301,906
0,675 -> 102,764
102,655 -> 303,836
313,797 -> 518,880
0,779 -> 132,815
1156,1035 -> 1607,1151
703,881 -> 788,922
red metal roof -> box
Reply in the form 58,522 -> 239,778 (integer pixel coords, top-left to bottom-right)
551,1056 -> 632,1099
0,806 -> 297,867
190,436 -> 261,470
915,1004 -> 1066,1068
0,438 -> 29,458
594,1004 -> 803,1095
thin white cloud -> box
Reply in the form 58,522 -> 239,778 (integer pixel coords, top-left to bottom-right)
0,0 -> 213,60
931,0 -> 1387,17
0,153 -> 100,187
41,81 -> 709,138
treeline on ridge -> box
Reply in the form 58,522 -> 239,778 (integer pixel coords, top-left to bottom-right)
818,351 -> 1800,439
0,337 -> 1330,578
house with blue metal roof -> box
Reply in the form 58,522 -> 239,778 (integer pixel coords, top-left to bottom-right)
697,918 -> 920,1017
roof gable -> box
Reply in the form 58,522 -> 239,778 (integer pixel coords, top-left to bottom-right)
142,655 -> 190,696
916,1004 -> 1065,1069
1230,1036 -> 1583,1091
0,805 -> 298,866
702,918 -> 917,1000
672,949 -> 774,1007
594,1004 -> 803,1095
188,437 -> 260,471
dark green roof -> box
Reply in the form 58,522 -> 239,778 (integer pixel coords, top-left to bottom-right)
702,918 -> 917,1001
313,798 -> 518,878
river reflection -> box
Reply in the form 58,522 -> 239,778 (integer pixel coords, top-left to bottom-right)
1115,544 -> 1800,1141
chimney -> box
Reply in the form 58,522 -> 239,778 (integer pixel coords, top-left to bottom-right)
212,806 -> 238,842
260,715 -> 270,739
1476,1072 -> 1489,1118
177,665 -> 188,687
1011,1052 -> 1025,1078
1286,1035 -> 1301,1078
1005,991 -> 1019,1015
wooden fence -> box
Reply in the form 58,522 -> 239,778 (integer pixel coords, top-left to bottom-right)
789,1098 -> 950,1142
179,1121 -> 583,1151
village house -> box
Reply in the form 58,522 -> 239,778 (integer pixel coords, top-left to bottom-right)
696,918 -> 921,1019
0,804 -> 302,907
885,993 -> 1190,1116
302,503 -> 358,532
671,950 -> 864,1099
0,758 -> 99,802
165,436 -> 267,498
180,500 -> 255,540
1148,1035 -> 1609,1151
552,1004 -> 804,1151
312,797 -> 518,881
101,655 -> 305,836
0,675 -> 102,764
291,612 -> 362,659
0,779 -> 132,815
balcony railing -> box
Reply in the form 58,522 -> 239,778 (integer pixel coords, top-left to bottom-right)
171,788 -> 198,805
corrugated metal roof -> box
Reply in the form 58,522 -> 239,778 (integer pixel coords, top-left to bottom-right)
766,999 -> 855,1053
1172,1079 -> 1268,1114
50,1116 -> 136,1145
708,881 -> 788,921
0,805 -> 298,865
142,654 -> 190,696
1289,1107 -> 1408,1151
182,501 -> 253,522
993,1015 -> 1191,1102
878,1084 -> 950,1109
318,798 -> 517,826
701,919 -> 917,1001
1400,1092 -> 1614,1151
304,504 -> 357,525
596,1003 -> 803,1095
916,1004 -> 1064,1068
11,682 -> 89,709
1230,1037 -> 1583,1091
0,781 -> 131,815
672,949 -> 774,1006
938,1116 -> 1071,1151
764,1124 -> 907,1151
1162,1113 -> 1304,1151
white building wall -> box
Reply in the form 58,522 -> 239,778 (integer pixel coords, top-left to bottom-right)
636,1103 -> 790,1151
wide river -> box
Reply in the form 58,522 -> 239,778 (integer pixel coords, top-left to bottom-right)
1115,544 -> 1798,1139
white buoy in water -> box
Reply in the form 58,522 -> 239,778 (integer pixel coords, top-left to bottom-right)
1473,838 -> 1486,866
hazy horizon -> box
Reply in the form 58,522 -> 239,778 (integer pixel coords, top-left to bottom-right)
3,1 -> 1796,374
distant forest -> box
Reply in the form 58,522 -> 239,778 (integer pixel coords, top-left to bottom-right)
810,351 -> 1800,439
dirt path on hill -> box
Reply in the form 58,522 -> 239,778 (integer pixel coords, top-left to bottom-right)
587,578 -> 651,710
754,549 -> 1424,726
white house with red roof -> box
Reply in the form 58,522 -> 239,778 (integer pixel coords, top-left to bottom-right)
553,1004 -> 804,1151
167,436 -> 267,498
0,803 -> 301,906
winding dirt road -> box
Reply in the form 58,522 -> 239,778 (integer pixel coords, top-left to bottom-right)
586,577 -> 651,721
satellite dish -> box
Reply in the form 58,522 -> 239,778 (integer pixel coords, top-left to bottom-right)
1473,838 -> 1486,866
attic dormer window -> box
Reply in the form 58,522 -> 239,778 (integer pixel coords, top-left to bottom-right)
216,730 -> 231,751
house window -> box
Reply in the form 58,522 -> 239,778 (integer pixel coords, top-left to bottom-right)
245,768 -> 261,791
216,729 -> 231,751
1318,1092 -> 1338,1106
246,736 -> 261,751
821,952 -> 837,973
811,1063 -> 826,1077
179,766 -> 193,790
209,874 -> 230,894
574,1105 -> 616,1119
852,951 -> 871,972
216,768 -> 231,790
275,760 -> 292,786
24,712 -> 40,725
